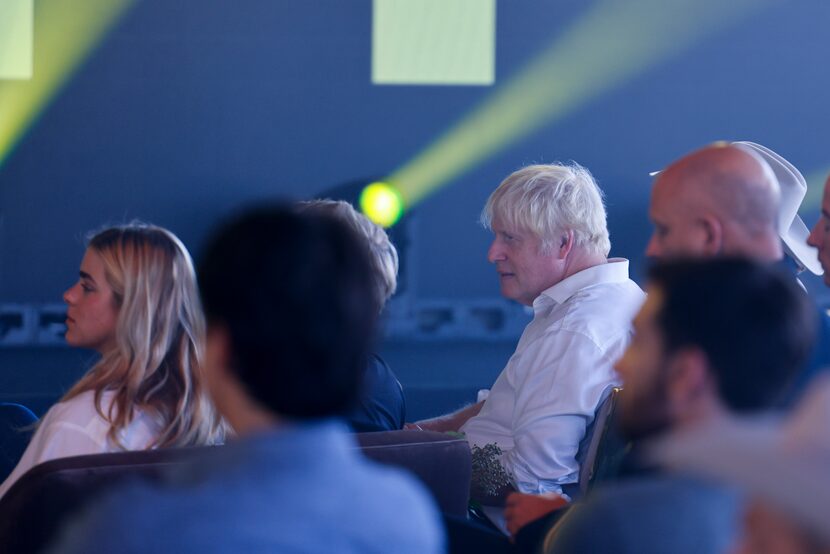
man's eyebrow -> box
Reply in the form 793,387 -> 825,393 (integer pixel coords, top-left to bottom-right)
79,271 -> 95,283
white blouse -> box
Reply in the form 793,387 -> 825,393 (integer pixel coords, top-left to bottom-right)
0,390 -> 161,499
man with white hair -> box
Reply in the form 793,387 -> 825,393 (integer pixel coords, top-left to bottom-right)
505,141 -> 830,542
414,163 -> 644,499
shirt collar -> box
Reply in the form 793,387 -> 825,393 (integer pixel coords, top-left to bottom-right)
534,258 -> 631,309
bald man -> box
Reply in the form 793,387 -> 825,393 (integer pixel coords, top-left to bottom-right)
646,142 -> 782,261
502,142 -> 829,551
643,142 -> 829,402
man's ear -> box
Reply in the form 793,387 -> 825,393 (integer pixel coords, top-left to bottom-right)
558,230 -> 575,259
666,348 -> 714,419
698,215 -> 723,256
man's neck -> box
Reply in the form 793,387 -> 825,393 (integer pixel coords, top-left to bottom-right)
226,406 -> 280,437
215,377 -> 280,436
561,249 -> 608,281
671,394 -> 729,431
730,229 -> 783,263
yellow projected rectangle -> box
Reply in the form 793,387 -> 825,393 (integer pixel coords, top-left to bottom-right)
0,0 -> 33,79
372,0 -> 495,86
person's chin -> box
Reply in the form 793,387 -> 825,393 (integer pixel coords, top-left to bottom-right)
500,284 -> 519,302
64,333 -> 83,348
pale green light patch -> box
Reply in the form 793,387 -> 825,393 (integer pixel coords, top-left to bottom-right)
372,0 -> 495,86
801,167 -> 830,214
0,0 -> 33,79
0,0 -> 136,169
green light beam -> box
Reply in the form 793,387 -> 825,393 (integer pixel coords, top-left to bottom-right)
0,0 -> 136,169
388,0 -> 772,206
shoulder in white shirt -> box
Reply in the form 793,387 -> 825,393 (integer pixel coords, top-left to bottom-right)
0,390 -> 161,499
462,259 -> 644,494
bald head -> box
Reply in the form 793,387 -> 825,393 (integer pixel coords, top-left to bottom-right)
646,144 -> 783,261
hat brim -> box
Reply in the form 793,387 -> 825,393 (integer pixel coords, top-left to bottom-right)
782,216 -> 823,275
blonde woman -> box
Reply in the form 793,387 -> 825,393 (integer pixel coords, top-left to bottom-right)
0,223 -> 223,498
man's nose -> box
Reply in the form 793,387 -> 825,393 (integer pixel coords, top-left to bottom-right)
488,240 -> 506,263
807,222 -> 822,248
645,234 -> 661,258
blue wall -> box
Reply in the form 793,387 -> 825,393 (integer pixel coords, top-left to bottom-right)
2,0 -> 829,415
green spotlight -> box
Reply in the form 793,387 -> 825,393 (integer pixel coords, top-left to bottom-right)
360,182 -> 404,228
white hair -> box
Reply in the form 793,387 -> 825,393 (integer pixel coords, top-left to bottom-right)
297,199 -> 398,310
481,162 -> 611,256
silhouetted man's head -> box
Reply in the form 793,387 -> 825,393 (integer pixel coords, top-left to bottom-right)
616,258 -> 814,441
198,206 -> 377,426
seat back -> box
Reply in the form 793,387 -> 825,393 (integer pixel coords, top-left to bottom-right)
562,386 -> 625,499
356,430 -> 471,517
577,386 -> 625,493
0,402 -> 38,481
0,430 -> 471,553
0,446 -> 203,553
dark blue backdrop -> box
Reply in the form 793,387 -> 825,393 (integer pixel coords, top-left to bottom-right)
2,0 -> 829,417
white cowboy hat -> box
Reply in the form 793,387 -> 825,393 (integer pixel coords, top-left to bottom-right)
732,141 -> 822,275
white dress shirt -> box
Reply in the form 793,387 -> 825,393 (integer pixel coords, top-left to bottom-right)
461,258 -> 644,494
0,390 -> 161,499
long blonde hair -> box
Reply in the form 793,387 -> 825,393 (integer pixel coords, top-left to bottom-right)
63,223 -> 223,448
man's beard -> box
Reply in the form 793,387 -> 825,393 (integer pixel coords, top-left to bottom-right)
618,372 -> 673,443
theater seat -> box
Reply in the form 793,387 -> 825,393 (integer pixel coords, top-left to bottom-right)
580,387 -> 627,488
0,403 -> 38,482
0,429 -> 471,553
0,446 -> 203,553
563,386 -> 626,500
356,429 -> 471,517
